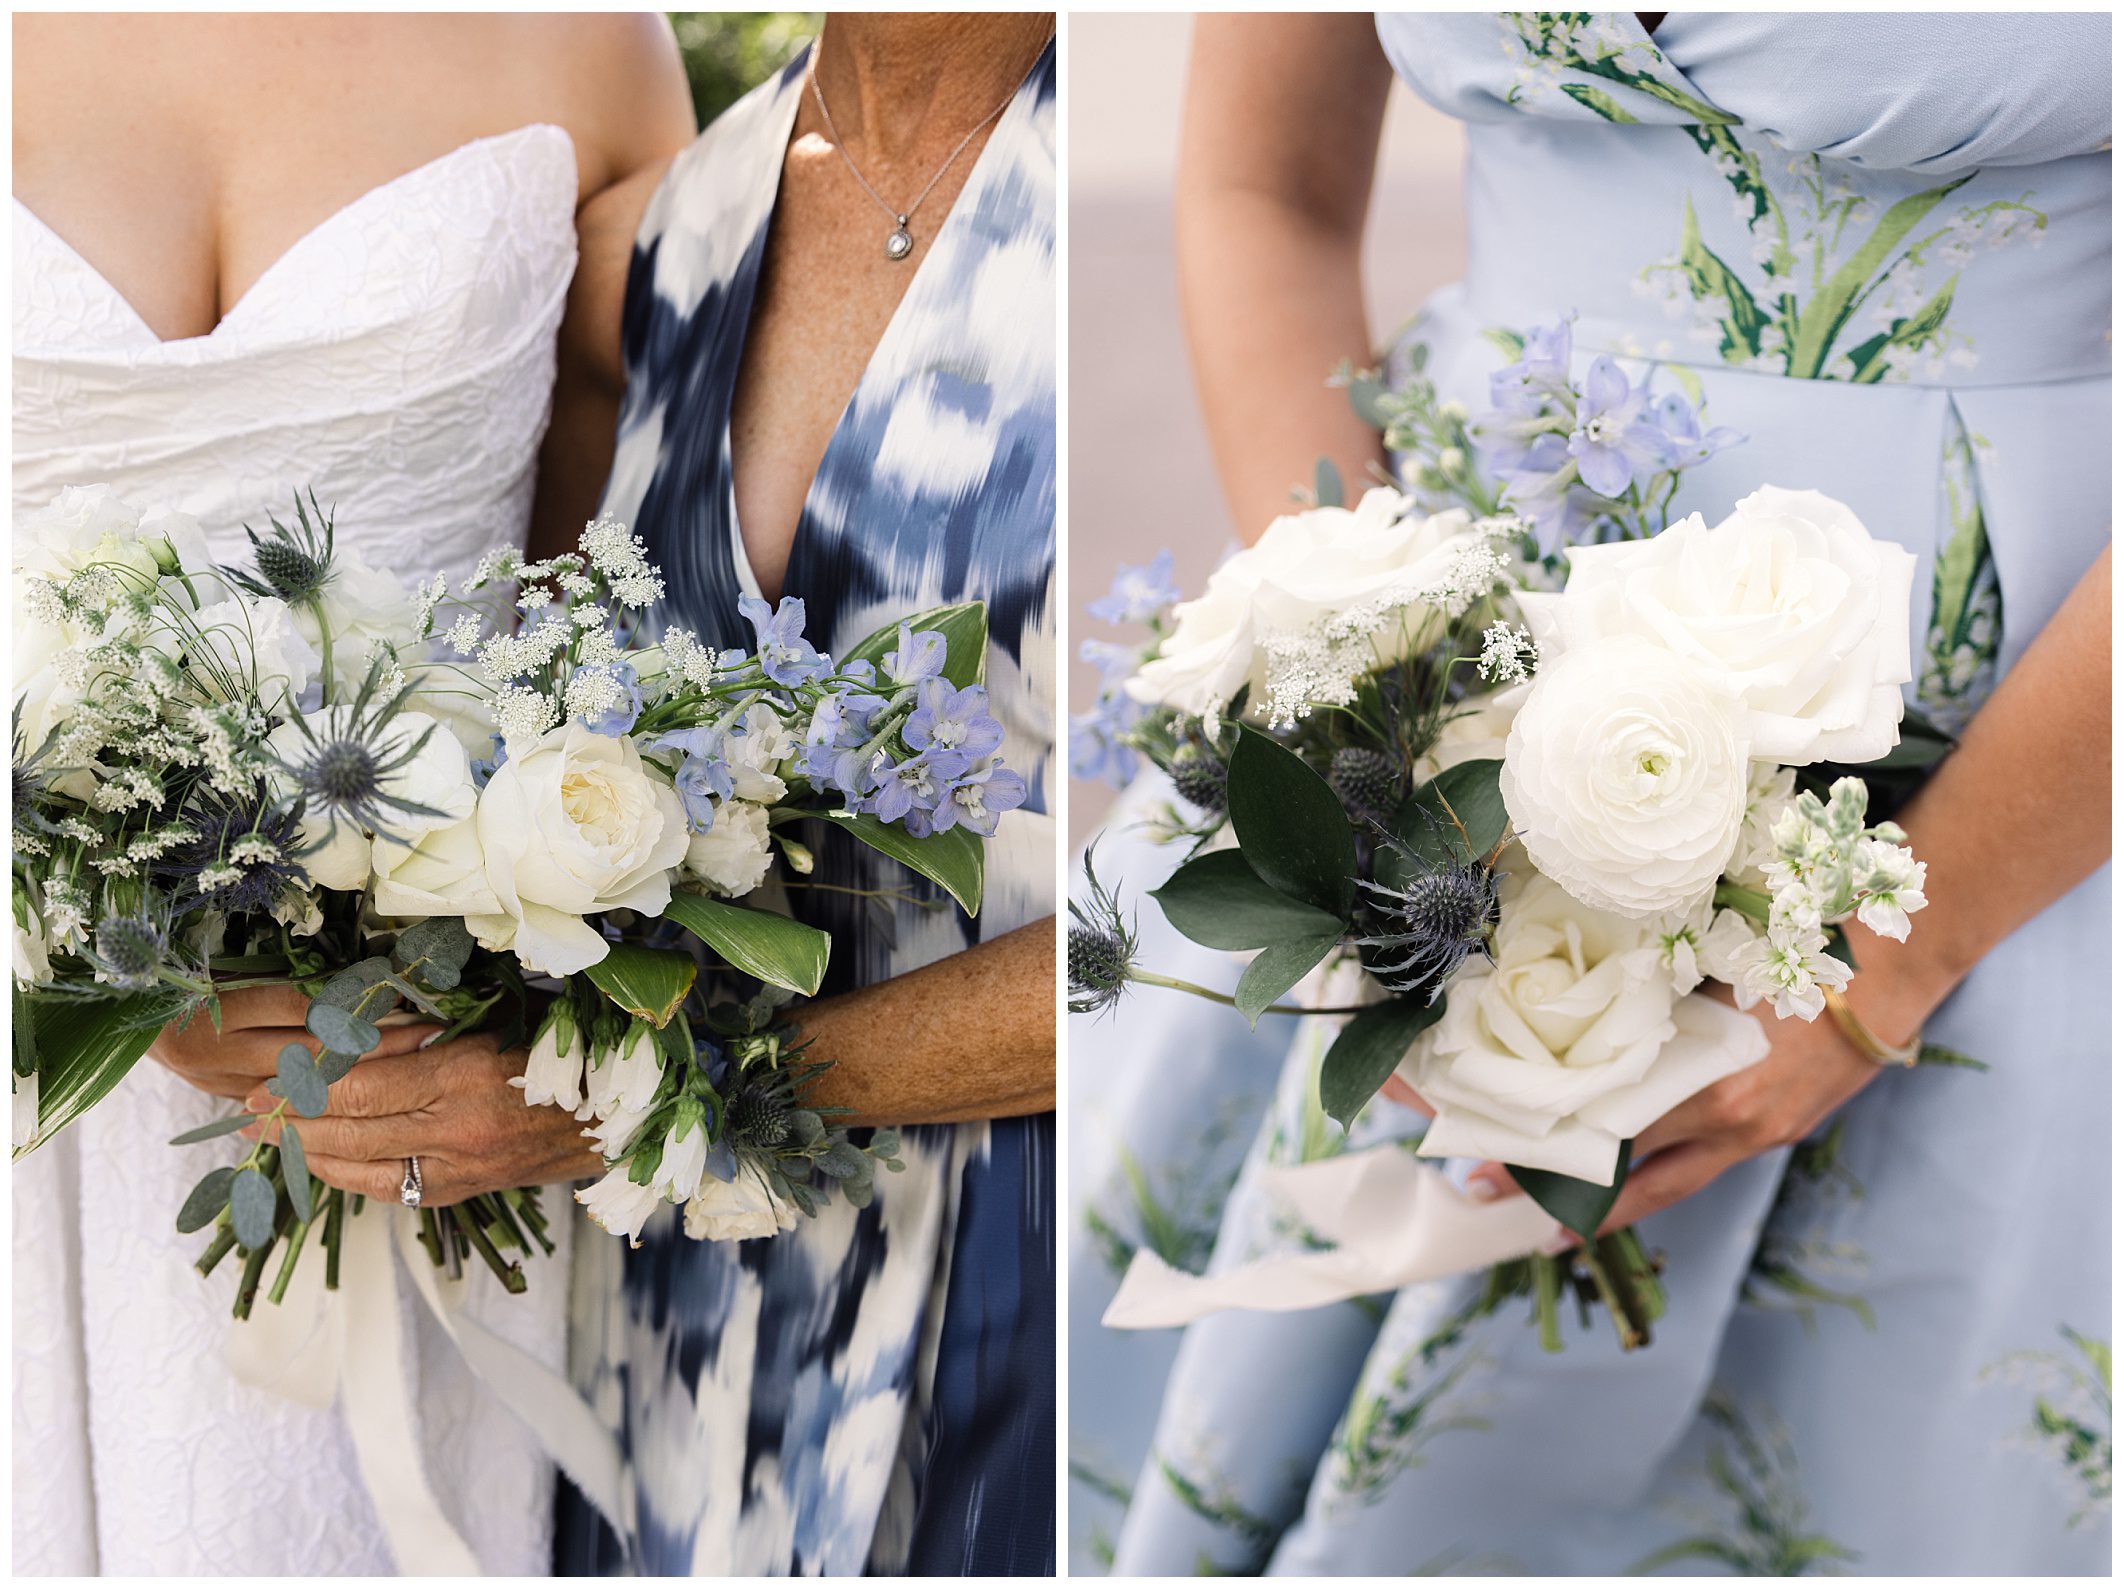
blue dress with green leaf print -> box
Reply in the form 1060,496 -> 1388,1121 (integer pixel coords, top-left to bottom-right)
1076,12 -> 2109,1576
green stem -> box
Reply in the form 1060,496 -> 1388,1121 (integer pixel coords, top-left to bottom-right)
457,1211 -> 528,1295
1579,1237 -> 1652,1351
267,1216 -> 313,1306
1531,1254 -> 1565,1353
323,1189 -> 345,1290
1126,971 -> 1369,1019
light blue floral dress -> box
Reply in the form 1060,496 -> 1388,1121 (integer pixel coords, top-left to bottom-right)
560,43 -> 1056,1575
1071,13 -> 2109,1575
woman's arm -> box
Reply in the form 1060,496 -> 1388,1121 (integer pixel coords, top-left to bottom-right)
525,17 -> 695,560
1177,14 -> 1396,541
1474,545 -> 2113,1227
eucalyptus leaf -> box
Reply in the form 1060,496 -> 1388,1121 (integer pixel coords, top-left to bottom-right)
1508,1140 -> 1632,1245
1149,850 -> 1346,952
229,1166 -> 278,1250
281,1123 -> 313,1224
393,918 -> 474,987
169,1113 -> 256,1146
176,1166 -> 237,1233
1313,457 -> 1344,510
1234,933 -> 1343,1027
269,1043 -> 330,1118
1226,727 -> 1356,919
307,1003 -> 380,1057
315,1050 -> 357,1085
662,892 -> 829,996
1319,998 -> 1448,1130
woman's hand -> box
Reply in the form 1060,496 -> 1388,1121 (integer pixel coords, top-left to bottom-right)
244,1032 -> 603,1207
152,985 -> 438,1102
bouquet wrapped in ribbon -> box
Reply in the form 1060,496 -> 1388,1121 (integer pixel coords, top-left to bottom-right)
1073,320 -> 1956,1350
13,485 -> 1021,1316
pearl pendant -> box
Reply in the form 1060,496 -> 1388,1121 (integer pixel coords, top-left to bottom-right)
884,216 -> 914,261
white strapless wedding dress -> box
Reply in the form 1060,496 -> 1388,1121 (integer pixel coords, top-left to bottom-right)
12,124 -> 580,1575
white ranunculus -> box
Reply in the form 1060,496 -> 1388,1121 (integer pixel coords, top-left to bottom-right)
266,707 -> 475,893
683,1170 -> 799,1242
1502,635 -> 1751,919
721,703 -> 794,803
681,799 -> 774,899
1401,869 -> 1770,1180
576,1166 -> 664,1246
1126,488 -> 1488,715
1519,488 -> 1916,766
462,722 -> 690,975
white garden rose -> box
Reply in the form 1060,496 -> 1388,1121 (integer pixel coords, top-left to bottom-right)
681,799 -> 774,899
720,703 -> 794,803
577,1166 -> 663,1246
1127,488 -> 1490,716
1400,868 -> 1771,1180
369,815 -> 498,921
683,1170 -> 799,1242
462,722 -> 690,975
295,545 -> 420,689
1501,635 -> 1751,918
1518,487 -> 1915,765
185,594 -> 320,711
265,707 -> 475,892
15,485 -> 180,584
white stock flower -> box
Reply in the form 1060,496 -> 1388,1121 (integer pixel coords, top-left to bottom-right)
1126,488 -> 1489,717
1501,635 -> 1751,918
577,1166 -> 663,1246
681,800 -> 774,899
1727,764 -> 1798,882
721,704 -> 794,803
265,708 -> 476,893
1853,839 -> 1928,942
462,722 -> 689,975
1400,869 -> 1770,1181
1729,926 -> 1854,1022
683,1169 -> 800,1242
1517,488 -> 1916,765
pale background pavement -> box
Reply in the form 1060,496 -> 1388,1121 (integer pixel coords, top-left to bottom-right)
1066,13 -> 1469,841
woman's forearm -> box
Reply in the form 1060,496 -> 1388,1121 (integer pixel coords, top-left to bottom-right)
1177,15 -> 1395,540
790,918 -> 1055,1125
1846,544 -> 2111,1042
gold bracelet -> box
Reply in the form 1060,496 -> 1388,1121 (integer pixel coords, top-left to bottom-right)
1822,987 -> 1921,1069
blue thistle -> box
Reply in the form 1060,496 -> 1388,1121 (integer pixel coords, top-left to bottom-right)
90,910 -> 170,993
159,783 -> 310,913
229,492 -> 335,606
1068,844 -> 1139,1017
1355,825 -> 1499,1000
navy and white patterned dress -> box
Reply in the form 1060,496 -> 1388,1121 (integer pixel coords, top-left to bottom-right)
558,43 -> 1056,1576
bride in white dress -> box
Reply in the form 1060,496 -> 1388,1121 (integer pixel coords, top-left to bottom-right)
11,15 -> 692,1573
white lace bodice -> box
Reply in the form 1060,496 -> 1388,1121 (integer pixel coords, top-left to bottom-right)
11,124 -> 580,1576
13,123 -> 576,575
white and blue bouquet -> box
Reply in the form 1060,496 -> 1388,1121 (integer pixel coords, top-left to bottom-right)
1074,319 -> 1951,1350
12,486 -> 1022,1313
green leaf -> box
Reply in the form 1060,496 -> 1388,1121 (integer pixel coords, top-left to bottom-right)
269,1043 -> 330,1118
1234,933 -> 1343,1027
176,1166 -> 237,1233
1226,727 -> 1356,919
1319,998 -> 1448,1130
281,1123 -> 312,1224
840,600 -> 990,689
1313,457 -> 1344,509
229,1166 -> 278,1250
1507,1140 -> 1631,1245
814,810 -> 985,916
662,892 -> 829,996
1149,850 -> 1346,952
392,918 -> 473,990
1916,1042 -> 1990,1071
14,993 -> 164,1158
306,1004 -> 379,1057
1380,758 -> 1508,882
583,943 -> 698,1029
169,1113 -> 256,1146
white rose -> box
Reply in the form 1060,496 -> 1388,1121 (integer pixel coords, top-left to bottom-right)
1401,869 -> 1770,1180
298,546 -> 419,689
15,485 -> 169,584
1502,635 -> 1751,918
1127,488 -> 1488,714
462,723 -> 690,975
576,1166 -> 664,1246
721,704 -> 793,803
184,594 -> 321,711
1519,488 -> 1915,765
681,800 -> 774,899
683,1170 -> 799,1242
370,815 -> 498,920
266,708 -> 474,893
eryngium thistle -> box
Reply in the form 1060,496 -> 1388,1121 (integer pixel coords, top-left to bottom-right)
1068,843 -> 1138,1016
1168,741 -> 1228,813
159,785 -> 309,913
1329,746 -> 1405,826
1354,834 -> 1498,1001
232,492 -> 336,606
90,911 -> 169,993
726,1085 -> 791,1148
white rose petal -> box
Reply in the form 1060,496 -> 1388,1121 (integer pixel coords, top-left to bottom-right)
683,1170 -> 800,1242
266,708 -> 475,894
681,800 -> 774,899
1502,635 -> 1751,919
576,1166 -> 664,1247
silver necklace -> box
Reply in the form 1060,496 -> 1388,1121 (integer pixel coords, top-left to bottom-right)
807,60 -> 1025,261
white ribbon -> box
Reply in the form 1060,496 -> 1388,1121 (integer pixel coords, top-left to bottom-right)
226,1204 -> 625,1575
1103,1146 -> 1561,1330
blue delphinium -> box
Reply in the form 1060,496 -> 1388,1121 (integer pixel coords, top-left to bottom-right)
1567,356 -> 1671,497
881,623 -> 947,687
1487,317 -> 1574,414
738,594 -> 830,686
926,758 -> 1028,838
468,731 -> 509,789
903,679 -> 1004,760
672,754 -> 735,833
1088,550 -> 1180,625
863,747 -> 969,826
1069,693 -> 1145,787
1651,392 -> 1743,469
795,689 -> 886,807
575,661 -> 643,736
